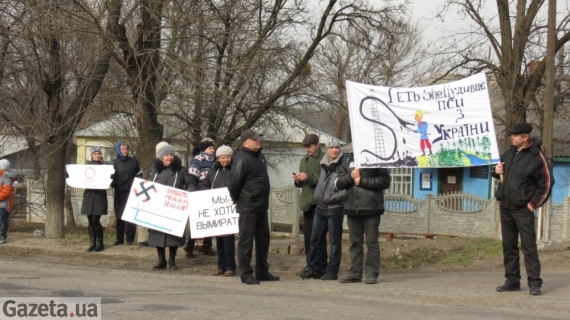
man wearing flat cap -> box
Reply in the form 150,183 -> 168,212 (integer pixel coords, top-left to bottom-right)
229,129 -> 279,284
293,133 -> 327,276
492,122 -> 554,296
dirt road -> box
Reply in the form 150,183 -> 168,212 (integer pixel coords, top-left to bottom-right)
2,231 -> 570,318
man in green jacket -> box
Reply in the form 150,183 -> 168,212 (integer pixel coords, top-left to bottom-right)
293,133 -> 327,275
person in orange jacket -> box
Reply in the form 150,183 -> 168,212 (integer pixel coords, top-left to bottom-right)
0,159 -> 14,244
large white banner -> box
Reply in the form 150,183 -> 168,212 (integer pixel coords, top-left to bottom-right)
65,164 -> 114,189
121,178 -> 189,237
346,73 -> 500,168
189,188 -> 239,239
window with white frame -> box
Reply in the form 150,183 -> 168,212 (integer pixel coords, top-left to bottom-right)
388,168 -> 412,196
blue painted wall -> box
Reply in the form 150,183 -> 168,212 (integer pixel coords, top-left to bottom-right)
551,162 -> 570,205
411,162 -> 570,204
462,167 -> 491,199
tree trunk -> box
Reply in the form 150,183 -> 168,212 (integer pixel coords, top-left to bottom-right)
64,187 -> 76,227
44,139 -> 68,238
64,140 -> 76,227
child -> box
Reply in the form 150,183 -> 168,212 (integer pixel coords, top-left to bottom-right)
0,159 -> 14,244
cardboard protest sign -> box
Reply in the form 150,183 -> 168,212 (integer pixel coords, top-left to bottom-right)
188,188 -> 239,239
65,164 -> 114,189
346,73 -> 500,168
121,178 -> 188,237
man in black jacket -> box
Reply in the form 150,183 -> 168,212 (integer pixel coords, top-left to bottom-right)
336,157 -> 390,284
228,129 -> 279,285
111,141 -> 142,245
492,123 -> 553,296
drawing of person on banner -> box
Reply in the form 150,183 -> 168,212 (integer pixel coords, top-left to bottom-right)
413,110 -> 432,156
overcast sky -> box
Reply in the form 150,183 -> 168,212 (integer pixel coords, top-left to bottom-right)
407,0 -> 570,42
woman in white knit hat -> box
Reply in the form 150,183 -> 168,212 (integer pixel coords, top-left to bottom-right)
202,145 -> 236,276
147,144 -> 192,270
137,141 -> 171,247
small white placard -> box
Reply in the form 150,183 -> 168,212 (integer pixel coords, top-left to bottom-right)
66,164 -> 114,189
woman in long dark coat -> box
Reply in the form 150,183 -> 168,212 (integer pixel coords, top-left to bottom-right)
81,146 -> 109,252
147,144 -> 192,270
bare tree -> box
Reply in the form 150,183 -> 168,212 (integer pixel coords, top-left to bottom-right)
297,20 -> 435,141
0,0 -> 118,238
437,0 -> 570,147
74,0 -> 406,170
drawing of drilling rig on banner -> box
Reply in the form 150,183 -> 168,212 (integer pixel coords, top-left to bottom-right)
359,89 -> 414,162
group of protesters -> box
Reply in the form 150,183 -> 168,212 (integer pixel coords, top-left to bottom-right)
294,134 -> 391,284
74,129 -> 277,284
0,122 -> 553,292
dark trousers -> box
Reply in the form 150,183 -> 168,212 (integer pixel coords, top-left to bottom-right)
346,215 -> 381,280
216,235 -> 236,272
500,207 -> 542,288
114,191 -> 136,243
0,208 -> 8,239
309,206 -> 344,275
237,211 -> 270,280
303,206 -> 327,268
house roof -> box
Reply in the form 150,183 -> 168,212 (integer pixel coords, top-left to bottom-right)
75,113 -> 136,138
0,135 -> 28,157
74,112 -> 343,145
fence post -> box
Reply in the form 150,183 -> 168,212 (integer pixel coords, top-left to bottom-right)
426,194 -> 432,234
291,187 -> 300,239
268,188 -> 274,235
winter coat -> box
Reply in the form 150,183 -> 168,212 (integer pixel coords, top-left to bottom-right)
146,156 -> 191,247
492,138 -> 554,210
188,152 -> 216,191
0,170 -> 13,212
202,161 -> 232,190
295,148 -> 324,212
228,148 -> 270,213
336,156 -> 391,216
313,152 -> 348,209
111,156 -> 142,193
80,160 -> 109,216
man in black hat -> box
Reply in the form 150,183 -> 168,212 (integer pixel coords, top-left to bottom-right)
293,133 -> 327,276
492,122 -> 553,296
229,129 -> 279,284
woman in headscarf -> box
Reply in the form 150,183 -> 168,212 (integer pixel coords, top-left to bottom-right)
202,145 -> 236,276
81,146 -> 109,252
147,144 -> 192,270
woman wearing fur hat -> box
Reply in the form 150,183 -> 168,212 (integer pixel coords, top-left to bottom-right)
147,144 -> 192,270
184,138 -> 217,257
81,147 -> 109,252
202,145 -> 236,276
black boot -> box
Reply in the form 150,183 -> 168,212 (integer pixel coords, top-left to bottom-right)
93,225 -> 105,252
169,246 -> 178,270
86,225 -> 96,252
153,247 -> 167,269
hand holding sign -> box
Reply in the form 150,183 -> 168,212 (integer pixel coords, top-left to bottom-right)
189,188 -> 239,239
